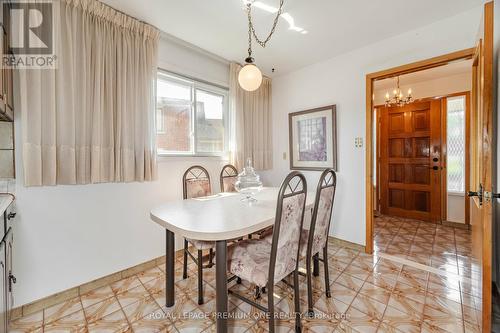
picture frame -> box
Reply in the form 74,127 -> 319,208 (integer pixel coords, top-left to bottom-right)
288,105 -> 337,171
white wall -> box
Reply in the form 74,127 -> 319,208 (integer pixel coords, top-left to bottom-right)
373,72 -> 472,106
12,36 -> 230,307
260,6 -> 483,246
447,194 -> 466,223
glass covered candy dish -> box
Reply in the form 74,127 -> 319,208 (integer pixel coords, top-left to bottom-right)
234,158 -> 263,202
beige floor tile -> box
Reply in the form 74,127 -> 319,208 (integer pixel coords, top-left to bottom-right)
137,267 -> 164,284
358,282 -> 391,304
350,293 -> 387,318
80,285 -> 115,308
43,310 -> 87,333
342,306 -> 380,333
83,296 -> 122,324
116,284 -> 151,309
382,305 -> 421,333
44,297 -> 83,325
11,215 -> 476,333
9,310 -> 43,331
87,309 -> 130,333
110,276 -> 142,295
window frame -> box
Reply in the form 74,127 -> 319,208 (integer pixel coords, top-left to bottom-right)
156,69 -> 229,157
445,94 -> 467,195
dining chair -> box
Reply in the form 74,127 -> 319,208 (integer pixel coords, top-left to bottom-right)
227,171 -> 307,333
182,165 -> 215,305
300,168 -> 337,316
220,164 -> 238,193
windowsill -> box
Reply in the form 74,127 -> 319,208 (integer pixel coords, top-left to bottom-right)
157,154 -> 229,163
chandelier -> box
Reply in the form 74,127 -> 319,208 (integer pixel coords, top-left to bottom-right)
385,76 -> 413,107
238,0 -> 284,92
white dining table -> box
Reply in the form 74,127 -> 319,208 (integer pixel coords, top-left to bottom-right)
150,187 -> 316,333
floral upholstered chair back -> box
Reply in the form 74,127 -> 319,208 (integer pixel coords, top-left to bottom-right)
269,172 -> 307,284
183,166 -> 212,199
309,169 -> 337,255
220,164 -> 238,193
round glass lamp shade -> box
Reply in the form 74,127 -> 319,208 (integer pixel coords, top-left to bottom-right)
238,64 -> 263,92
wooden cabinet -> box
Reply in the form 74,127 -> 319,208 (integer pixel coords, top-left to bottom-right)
0,240 -> 5,333
4,227 -> 13,325
0,2 -> 14,122
0,204 -> 15,333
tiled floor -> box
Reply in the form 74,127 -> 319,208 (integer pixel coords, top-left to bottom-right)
11,215 -> 482,332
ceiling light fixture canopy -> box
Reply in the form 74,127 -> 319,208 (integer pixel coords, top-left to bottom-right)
238,0 -> 284,91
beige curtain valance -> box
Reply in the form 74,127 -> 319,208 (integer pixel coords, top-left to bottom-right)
62,0 -> 160,40
20,0 -> 160,186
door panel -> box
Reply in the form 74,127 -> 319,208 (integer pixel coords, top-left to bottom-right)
380,100 -> 442,222
469,2 -> 493,332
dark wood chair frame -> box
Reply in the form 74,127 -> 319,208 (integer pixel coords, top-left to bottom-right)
219,164 -> 238,193
228,171 -> 307,333
182,165 -> 214,305
304,168 -> 337,316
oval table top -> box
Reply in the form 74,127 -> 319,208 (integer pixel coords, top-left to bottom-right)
150,187 -> 316,241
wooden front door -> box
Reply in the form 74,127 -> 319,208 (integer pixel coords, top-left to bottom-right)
379,100 -> 442,222
469,2 -> 494,332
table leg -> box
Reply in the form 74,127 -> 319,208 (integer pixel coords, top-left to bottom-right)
215,240 -> 228,333
165,229 -> 175,307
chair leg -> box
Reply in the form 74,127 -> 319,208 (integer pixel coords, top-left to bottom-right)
197,249 -> 204,305
323,246 -> 331,298
209,248 -> 214,267
254,286 -> 261,300
183,239 -> 188,279
313,253 -> 320,277
306,254 -> 314,317
293,270 -> 302,333
267,284 -> 275,333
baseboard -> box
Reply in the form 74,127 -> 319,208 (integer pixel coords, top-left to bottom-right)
328,236 -> 365,252
442,221 -> 470,229
11,249 -> 184,321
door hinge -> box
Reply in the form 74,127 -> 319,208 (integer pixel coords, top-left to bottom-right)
484,191 -> 500,202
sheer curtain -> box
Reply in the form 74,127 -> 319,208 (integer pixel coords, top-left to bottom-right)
229,63 -> 273,170
19,0 -> 160,186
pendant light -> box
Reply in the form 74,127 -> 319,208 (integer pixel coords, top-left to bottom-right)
238,0 -> 284,92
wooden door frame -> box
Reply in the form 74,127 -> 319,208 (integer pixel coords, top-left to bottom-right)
365,48 -> 475,254
374,91 -> 471,225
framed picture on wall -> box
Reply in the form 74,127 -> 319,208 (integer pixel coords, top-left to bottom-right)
289,105 -> 338,171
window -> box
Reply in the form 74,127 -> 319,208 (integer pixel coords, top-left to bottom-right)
156,71 -> 228,156
446,95 -> 466,193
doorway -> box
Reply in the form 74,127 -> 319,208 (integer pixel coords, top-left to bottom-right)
366,4 -> 494,331
374,89 -> 471,225
366,48 -> 475,253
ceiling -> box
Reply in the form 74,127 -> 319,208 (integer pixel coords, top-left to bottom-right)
100,0 -> 484,75
374,59 -> 473,91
